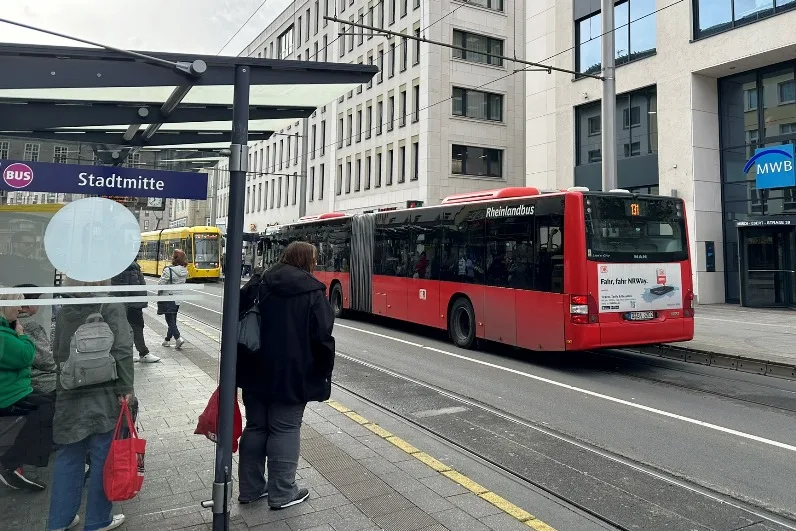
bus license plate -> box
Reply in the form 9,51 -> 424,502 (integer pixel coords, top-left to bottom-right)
628,311 -> 654,321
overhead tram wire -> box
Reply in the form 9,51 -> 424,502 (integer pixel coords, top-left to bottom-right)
216,0 -> 272,55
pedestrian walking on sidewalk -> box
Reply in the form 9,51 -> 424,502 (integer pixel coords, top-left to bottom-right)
236,241 -> 335,509
157,250 -> 188,350
112,261 -> 160,363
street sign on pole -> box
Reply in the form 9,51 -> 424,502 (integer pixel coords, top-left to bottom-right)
601,0 -> 617,192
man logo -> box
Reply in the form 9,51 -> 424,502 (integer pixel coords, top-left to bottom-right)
2,162 -> 34,189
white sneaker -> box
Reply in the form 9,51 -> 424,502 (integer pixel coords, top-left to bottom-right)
139,353 -> 161,363
96,514 -> 125,531
175,338 -> 185,350
52,515 -> 80,531
161,340 -> 171,347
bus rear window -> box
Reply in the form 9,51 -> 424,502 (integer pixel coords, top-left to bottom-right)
585,195 -> 688,262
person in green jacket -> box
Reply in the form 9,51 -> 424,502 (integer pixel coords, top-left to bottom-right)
0,291 -> 54,491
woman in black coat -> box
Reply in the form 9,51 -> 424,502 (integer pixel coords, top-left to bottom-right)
236,241 -> 335,509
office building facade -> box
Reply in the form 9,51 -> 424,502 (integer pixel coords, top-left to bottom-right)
527,0 -> 796,307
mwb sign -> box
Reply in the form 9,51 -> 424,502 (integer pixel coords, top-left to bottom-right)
744,144 -> 795,189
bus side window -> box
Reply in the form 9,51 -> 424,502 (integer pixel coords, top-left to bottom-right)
534,200 -> 565,294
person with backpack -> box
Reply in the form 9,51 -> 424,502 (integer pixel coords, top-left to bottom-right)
46,277 -> 133,531
112,260 -> 159,363
0,290 -> 55,492
157,250 -> 188,350
236,241 -> 335,509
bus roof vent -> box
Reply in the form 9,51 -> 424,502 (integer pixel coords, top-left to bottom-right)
298,212 -> 347,221
608,188 -> 631,193
567,186 -> 590,192
441,187 -> 540,204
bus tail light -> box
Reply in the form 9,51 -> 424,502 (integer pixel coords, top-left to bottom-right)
570,295 -> 592,324
684,289 -> 695,317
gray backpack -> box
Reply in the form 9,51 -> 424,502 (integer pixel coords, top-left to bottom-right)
60,309 -> 118,390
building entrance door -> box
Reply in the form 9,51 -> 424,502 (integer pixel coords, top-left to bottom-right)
739,227 -> 795,308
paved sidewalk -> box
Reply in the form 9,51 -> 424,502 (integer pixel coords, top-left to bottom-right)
665,304 -> 796,367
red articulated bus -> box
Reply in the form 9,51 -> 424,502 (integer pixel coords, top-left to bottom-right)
260,187 -> 694,351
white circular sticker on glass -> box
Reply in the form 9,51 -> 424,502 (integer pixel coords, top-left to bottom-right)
44,197 -> 142,282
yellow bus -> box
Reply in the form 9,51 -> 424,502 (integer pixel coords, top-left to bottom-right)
139,226 -> 222,281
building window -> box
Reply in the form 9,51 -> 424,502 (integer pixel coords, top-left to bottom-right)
298,16 -> 302,45
319,163 -> 325,199
413,28 -> 421,64
387,149 -> 394,185
285,175 -> 290,206
366,105 -> 373,139
368,6 -> 375,38
323,35 -> 328,61
324,0 -> 329,25
452,144 -> 503,177
144,220 -> 149,230
452,87 -> 503,121
377,101 -> 384,135
53,145 -> 74,164
378,49 -> 385,83
780,123 -> 796,135
779,79 -> 796,104
355,158 -> 362,191
314,42 -> 319,60
399,146 -> 406,183
575,85 -> 658,166
464,0 -> 503,10
358,12 -> 365,44
271,179 -> 276,208
258,183 -> 263,211
0,141 -> 9,159
337,164 -> 343,195
293,172 -> 298,205
576,0 -> 656,76
388,96 -> 395,131
346,161 -> 352,193
412,141 -> 419,181
399,90 -> 407,127
264,182 -> 269,209
452,30 -> 503,67
389,41 -> 396,76
357,109 -> 363,142
390,0 -> 396,23
367,53 -> 374,88
347,112 -> 353,146
338,117 -> 344,148
310,167 -> 316,201
694,0 -> 796,40
348,18 -> 355,51
311,124 -> 317,159
365,156 -> 372,189
376,153 -> 383,187
413,84 -> 420,122
23,143 -> 40,162
401,0 -> 408,17
315,0 -> 320,33
278,26 -> 294,59
279,139 -> 284,169
400,36 -> 408,71
321,120 -> 327,155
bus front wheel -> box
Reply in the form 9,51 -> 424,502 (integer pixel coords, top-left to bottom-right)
330,283 -> 344,318
449,297 -> 476,349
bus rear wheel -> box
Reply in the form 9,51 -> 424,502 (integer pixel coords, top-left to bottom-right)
330,283 -> 344,318
449,297 -> 476,349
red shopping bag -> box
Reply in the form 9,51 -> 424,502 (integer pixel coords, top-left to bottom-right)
195,387 -> 243,452
103,399 -> 146,502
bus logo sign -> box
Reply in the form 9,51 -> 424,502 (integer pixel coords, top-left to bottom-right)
419,289 -> 427,300
744,144 -> 795,189
485,204 -> 535,218
2,162 -> 33,189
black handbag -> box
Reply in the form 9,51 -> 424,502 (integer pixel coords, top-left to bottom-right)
238,288 -> 265,353
157,267 -> 178,315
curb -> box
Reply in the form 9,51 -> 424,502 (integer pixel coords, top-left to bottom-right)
325,400 -> 556,531
635,344 -> 796,380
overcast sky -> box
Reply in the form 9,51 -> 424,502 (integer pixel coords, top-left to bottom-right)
1,0 -> 293,55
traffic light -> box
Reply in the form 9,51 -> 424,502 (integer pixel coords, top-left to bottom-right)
406,200 -> 424,208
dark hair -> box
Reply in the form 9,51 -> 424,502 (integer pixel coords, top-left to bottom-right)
172,249 -> 188,267
13,284 -> 41,300
280,242 -> 317,273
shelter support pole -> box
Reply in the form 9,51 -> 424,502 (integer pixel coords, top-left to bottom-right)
212,64 -> 250,531
601,0 -> 617,192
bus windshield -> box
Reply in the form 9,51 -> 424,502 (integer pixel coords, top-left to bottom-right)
193,233 -> 220,266
585,195 -> 688,263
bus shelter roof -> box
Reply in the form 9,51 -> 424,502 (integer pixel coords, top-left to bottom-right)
0,42 -> 377,149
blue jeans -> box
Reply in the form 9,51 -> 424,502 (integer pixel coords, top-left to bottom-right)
164,310 -> 180,340
47,430 -> 115,531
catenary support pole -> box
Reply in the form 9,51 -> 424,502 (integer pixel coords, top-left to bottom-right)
298,118 -> 310,218
212,64 -> 250,531
601,0 -> 617,191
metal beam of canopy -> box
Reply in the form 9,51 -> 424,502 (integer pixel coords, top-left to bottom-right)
0,100 -> 316,130
3,130 -> 274,147
0,40 -> 376,531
